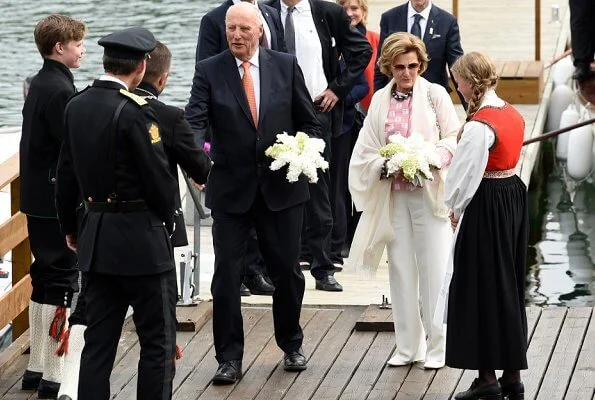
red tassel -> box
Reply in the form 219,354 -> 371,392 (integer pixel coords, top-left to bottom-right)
49,306 -> 67,341
55,326 -> 71,356
174,344 -> 183,364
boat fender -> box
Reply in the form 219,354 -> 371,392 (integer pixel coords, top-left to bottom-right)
567,113 -> 593,180
546,84 -> 574,132
552,57 -> 574,88
556,104 -> 579,159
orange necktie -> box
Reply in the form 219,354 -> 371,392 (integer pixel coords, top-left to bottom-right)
242,61 -> 258,127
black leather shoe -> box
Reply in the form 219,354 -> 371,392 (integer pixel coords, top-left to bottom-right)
315,275 -> 343,292
284,348 -> 307,371
573,66 -> 595,83
498,378 -> 524,400
57,396 -> 73,400
240,283 -> 251,296
21,370 -> 42,390
212,360 -> 242,385
455,379 -> 502,400
244,274 -> 275,295
37,379 -> 60,399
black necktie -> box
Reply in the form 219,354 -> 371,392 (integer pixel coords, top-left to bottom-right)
285,6 -> 296,55
411,14 -> 422,39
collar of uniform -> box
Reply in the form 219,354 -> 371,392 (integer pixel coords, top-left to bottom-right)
407,1 -> 432,21
235,47 -> 260,70
42,58 -> 74,83
281,0 -> 310,14
99,74 -> 129,90
136,82 -> 159,98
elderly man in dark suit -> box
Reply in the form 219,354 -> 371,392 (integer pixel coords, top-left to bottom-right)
373,0 -> 463,93
267,0 -> 372,291
187,2 -> 321,384
187,0 -> 285,297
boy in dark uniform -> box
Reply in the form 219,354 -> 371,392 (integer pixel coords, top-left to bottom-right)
55,27 -> 199,400
19,14 -> 87,398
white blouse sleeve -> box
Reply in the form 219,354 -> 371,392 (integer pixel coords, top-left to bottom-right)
444,121 -> 495,219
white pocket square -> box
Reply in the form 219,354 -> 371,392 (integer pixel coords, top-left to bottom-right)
432,34 -> 441,39
331,37 -> 336,47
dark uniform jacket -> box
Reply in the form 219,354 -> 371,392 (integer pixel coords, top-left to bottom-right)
267,0 -> 372,138
134,82 -> 211,247
373,3 -> 463,92
56,80 -> 178,276
20,59 -> 76,217
188,49 -> 321,214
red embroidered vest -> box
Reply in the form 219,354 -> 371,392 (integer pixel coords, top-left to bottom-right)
471,103 -> 525,171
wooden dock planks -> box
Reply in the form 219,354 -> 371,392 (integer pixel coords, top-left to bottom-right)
2,306 -> 595,400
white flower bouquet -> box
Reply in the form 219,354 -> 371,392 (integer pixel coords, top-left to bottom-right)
379,133 -> 442,186
265,131 -> 329,183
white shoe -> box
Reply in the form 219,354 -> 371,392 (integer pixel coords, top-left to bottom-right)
387,355 -> 413,366
423,360 -> 445,369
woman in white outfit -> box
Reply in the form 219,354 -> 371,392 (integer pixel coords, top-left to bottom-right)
348,32 -> 459,369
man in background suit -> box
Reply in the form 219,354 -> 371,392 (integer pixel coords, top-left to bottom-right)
373,0 -> 463,93
187,2 -> 321,384
186,0 -> 285,296
267,0 -> 372,291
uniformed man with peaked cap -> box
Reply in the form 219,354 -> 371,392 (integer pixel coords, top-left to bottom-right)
55,27 -> 179,400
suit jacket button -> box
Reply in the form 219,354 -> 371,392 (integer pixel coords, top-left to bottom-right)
50,177 -> 56,183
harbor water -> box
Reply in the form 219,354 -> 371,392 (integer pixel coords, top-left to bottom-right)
0,1 -> 593,306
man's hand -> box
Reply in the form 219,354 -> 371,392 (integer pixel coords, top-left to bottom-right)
449,211 -> 458,232
66,234 -> 78,253
314,89 -> 339,113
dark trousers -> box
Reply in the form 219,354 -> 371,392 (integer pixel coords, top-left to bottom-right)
329,131 -> 353,264
26,215 -> 78,305
301,111 -> 335,279
211,190 -> 305,362
570,0 -> 595,69
245,227 -> 267,276
79,269 -> 177,400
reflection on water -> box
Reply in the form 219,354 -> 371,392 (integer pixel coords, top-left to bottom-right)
527,143 -> 595,307
0,0 -> 219,127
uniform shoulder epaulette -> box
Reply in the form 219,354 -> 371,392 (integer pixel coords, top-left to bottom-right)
119,88 -> 148,106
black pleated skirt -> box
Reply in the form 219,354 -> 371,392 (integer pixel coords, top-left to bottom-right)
445,175 -> 529,370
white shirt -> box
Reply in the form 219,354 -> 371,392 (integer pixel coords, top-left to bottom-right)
232,0 -> 272,49
235,48 -> 261,119
407,1 -> 432,40
280,0 -> 328,100
99,74 -> 128,90
444,90 -> 502,219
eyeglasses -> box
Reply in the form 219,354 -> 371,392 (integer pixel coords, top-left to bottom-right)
393,63 -> 420,72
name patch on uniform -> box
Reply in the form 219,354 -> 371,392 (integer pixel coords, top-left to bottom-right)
148,123 -> 161,144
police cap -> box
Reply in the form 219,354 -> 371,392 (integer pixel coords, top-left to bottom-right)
98,27 -> 156,60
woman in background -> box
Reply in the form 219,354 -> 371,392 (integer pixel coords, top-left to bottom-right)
444,51 -> 528,400
338,0 -> 379,112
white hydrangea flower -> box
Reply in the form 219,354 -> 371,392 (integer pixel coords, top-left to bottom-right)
265,131 -> 329,183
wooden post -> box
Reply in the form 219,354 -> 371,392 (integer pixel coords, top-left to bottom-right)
10,177 -> 31,340
535,0 -> 541,60
453,0 -> 459,20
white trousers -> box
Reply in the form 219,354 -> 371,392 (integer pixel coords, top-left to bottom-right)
387,190 -> 451,364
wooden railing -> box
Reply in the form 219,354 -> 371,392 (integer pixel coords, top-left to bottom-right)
0,153 -> 32,341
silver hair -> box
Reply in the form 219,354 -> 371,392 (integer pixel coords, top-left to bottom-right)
225,2 -> 263,27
